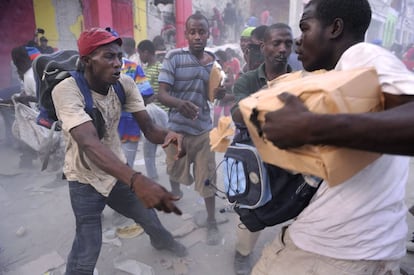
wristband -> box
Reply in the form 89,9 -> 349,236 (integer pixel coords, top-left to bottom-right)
129,172 -> 141,192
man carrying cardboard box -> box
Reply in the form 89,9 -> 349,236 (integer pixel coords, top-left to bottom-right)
252,0 -> 414,274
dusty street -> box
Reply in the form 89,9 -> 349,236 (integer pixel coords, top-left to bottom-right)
0,136 -> 413,274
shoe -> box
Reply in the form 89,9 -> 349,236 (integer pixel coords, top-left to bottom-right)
234,251 -> 252,275
407,233 -> 414,253
154,239 -> 188,257
206,220 -> 221,246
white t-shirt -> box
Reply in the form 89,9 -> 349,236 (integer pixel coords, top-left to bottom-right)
289,42 -> 414,260
23,68 -> 36,97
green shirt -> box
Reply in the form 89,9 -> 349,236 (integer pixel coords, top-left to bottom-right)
143,61 -> 168,112
231,63 -> 268,115
231,63 -> 292,115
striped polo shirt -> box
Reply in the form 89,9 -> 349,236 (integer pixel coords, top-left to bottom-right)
158,47 -> 215,135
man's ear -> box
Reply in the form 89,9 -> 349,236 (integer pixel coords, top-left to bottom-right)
330,18 -> 344,39
80,55 -> 90,67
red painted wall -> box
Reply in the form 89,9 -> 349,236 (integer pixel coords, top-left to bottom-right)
175,0 -> 192,48
0,0 -> 36,89
81,0 -> 133,37
112,0 -> 133,37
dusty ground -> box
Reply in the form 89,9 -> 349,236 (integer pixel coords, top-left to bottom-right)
0,124 -> 413,275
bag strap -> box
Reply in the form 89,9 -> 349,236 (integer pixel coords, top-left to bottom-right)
113,81 -> 126,105
70,71 -> 94,114
70,71 -> 126,111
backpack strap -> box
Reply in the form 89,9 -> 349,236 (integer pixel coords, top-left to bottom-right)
113,81 -> 126,105
70,71 -> 126,110
70,71 -> 94,114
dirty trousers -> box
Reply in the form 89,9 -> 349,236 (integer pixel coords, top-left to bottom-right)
252,228 -> 401,275
65,180 -> 175,275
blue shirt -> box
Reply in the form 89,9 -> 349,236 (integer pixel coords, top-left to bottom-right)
158,48 -> 215,135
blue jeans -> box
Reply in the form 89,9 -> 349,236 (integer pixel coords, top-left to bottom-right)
121,141 -> 139,167
66,181 -> 175,274
143,138 -> 159,179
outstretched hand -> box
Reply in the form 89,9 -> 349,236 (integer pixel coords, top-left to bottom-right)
162,131 -> 186,160
132,173 -> 182,215
262,92 -> 312,149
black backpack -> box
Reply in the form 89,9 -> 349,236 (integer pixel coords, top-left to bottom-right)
32,50 -> 126,134
220,126 -> 322,232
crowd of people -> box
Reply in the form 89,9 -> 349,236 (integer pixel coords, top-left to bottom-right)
1,0 -> 414,274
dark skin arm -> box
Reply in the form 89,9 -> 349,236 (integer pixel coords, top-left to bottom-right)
232,108 -> 244,124
262,92 -> 414,155
132,109 -> 184,159
159,82 -> 199,120
70,118 -> 182,215
158,82 -> 226,120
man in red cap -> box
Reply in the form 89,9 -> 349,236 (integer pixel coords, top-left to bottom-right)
51,27 -> 187,274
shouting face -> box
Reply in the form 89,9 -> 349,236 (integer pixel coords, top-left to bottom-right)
296,3 -> 335,71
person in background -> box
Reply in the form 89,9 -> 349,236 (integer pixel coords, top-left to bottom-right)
223,2 -> 237,42
252,0 -> 414,273
212,7 -> 225,45
239,27 -> 255,74
248,25 -> 268,71
158,12 -> 226,246
153,35 -> 167,63
137,39 -> 169,179
402,43 -> 414,71
225,48 -> 241,79
231,23 -> 294,275
213,49 -> 235,127
38,36 -> 54,54
118,58 -> 142,168
9,46 -> 40,168
52,28 -> 188,274
122,37 -> 141,65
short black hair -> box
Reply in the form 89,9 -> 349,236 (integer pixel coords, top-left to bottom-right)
263,23 -> 292,42
251,25 -> 268,42
185,12 -> 210,29
11,46 -> 32,79
137,39 -> 155,54
307,0 -> 371,40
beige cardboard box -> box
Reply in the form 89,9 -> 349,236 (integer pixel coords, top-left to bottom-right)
239,67 -> 384,186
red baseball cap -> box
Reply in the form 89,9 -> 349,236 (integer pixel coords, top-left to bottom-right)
77,27 -> 122,56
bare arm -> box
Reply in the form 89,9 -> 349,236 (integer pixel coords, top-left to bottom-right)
158,82 -> 199,120
231,108 -> 244,124
262,93 -> 414,155
70,121 -> 181,214
132,109 -> 184,159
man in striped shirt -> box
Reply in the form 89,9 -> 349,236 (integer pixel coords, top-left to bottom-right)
158,12 -> 226,246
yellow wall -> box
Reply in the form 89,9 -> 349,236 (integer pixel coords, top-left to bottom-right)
33,0 -> 59,47
133,0 -> 147,42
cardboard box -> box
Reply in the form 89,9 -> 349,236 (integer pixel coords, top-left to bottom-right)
239,67 -> 384,186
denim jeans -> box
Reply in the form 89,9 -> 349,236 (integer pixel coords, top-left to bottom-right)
121,141 -> 139,167
66,181 -> 175,274
143,103 -> 168,179
143,137 -> 159,179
